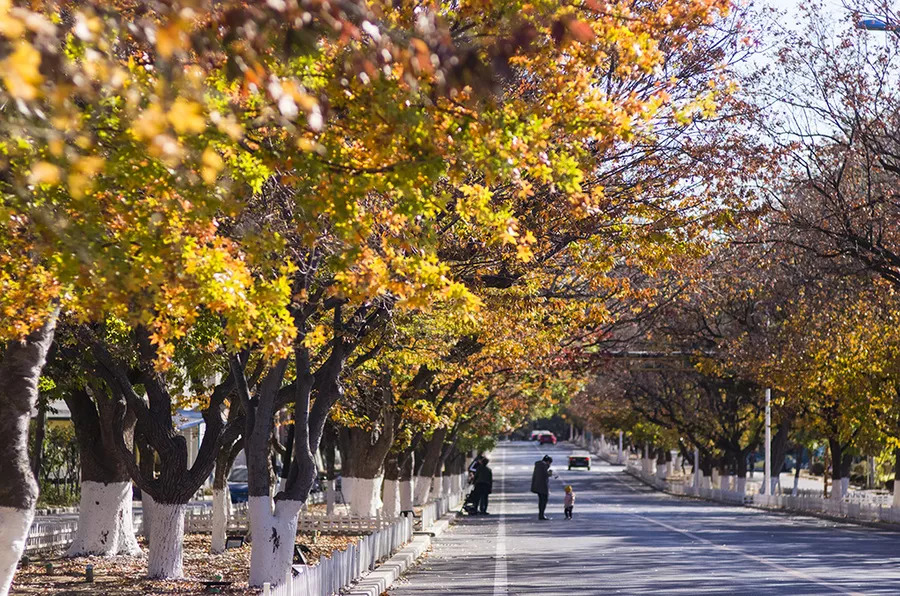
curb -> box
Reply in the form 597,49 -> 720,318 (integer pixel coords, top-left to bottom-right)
347,511 -> 457,596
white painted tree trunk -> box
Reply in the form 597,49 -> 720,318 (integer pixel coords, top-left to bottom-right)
656,463 -> 667,480
736,477 -> 747,495
665,460 -> 673,478
0,506 -> 33,596
345,476 -> 383,517
841,477 -> 849,497
248,496 -> 302,587
413,475 -> 431,506
720,475 -> 732,491
431,473 -> 442,500
400,479 -> 414,512
442,474 -> 452,497
211,488 -> 228,554
893,484 -> 900,508
147,504 -> 185,579
326,480 -> 335,515
67,481 -> 140,557
340,477 -> 355,509
700,473 -> 711,490
711,469 -> 719,488
383,480 -> 400,518
831,477 -> 843,501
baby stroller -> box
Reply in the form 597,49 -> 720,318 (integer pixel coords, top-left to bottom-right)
462,489 -> 479,515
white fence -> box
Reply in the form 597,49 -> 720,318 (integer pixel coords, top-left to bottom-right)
184,505 -> 396,536
25,519 -> 79,553
601,448 -> 900,527
262,515 -> 414,596
26,486 -> 461,554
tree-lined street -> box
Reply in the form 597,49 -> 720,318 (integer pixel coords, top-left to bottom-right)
5,0 -> 900,592
392,442 -> 900,595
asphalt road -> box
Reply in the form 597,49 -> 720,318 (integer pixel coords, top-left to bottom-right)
388,441 -> 900,595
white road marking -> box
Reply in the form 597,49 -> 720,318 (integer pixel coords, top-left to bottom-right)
493,447 -> 508,596
578,454 -> 866,596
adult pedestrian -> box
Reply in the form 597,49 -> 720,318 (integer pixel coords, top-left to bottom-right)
468,454 -> 483,485
473,457 -> 493,514
531,454 -> 553,520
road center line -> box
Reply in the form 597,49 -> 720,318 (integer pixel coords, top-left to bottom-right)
493,447 -> 508,596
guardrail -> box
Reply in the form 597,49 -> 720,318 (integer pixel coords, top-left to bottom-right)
602,448 -> 900,527
263,515 -> 414,596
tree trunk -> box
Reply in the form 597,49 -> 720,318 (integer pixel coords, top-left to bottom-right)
30,403 -> 46,481
655,448 -> 667,480
735,450 -> 748,495
248,497 -> 303,587
399,452 -> 414,513
792,445 -> 803,497
770,417 -> 791,495
89,330 -> 239,579
893,449 -> 900,508
147,503 -> 185,579
414,429 -> 447,506
69,481 -> 140,557
699,454 -> 713,489
840,452 -> 853,498
337,420 -> 393,517
383,453 -> 401,518
320,422 -> 337,514
66,387 -> 140,557
211,440 -> 241,554
0,314 -> 58,596
828,438 -> 843,501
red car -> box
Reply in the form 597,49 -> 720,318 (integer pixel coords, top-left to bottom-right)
539,432 -> 557,445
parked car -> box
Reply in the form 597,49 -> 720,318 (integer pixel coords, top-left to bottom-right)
568,454 -> 591,470
227,466 -> 249,503
539,432 -> 557,445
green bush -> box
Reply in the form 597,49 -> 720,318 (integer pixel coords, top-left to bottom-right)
37,425 -> 80,507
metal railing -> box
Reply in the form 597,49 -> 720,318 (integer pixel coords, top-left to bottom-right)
605,447 -> 900,526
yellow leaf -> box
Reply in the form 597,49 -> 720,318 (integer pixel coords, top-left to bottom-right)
201,147 -> 224,184
167,98 -> 205,135
2,41 -> 42,100
29,161 -> 60,185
